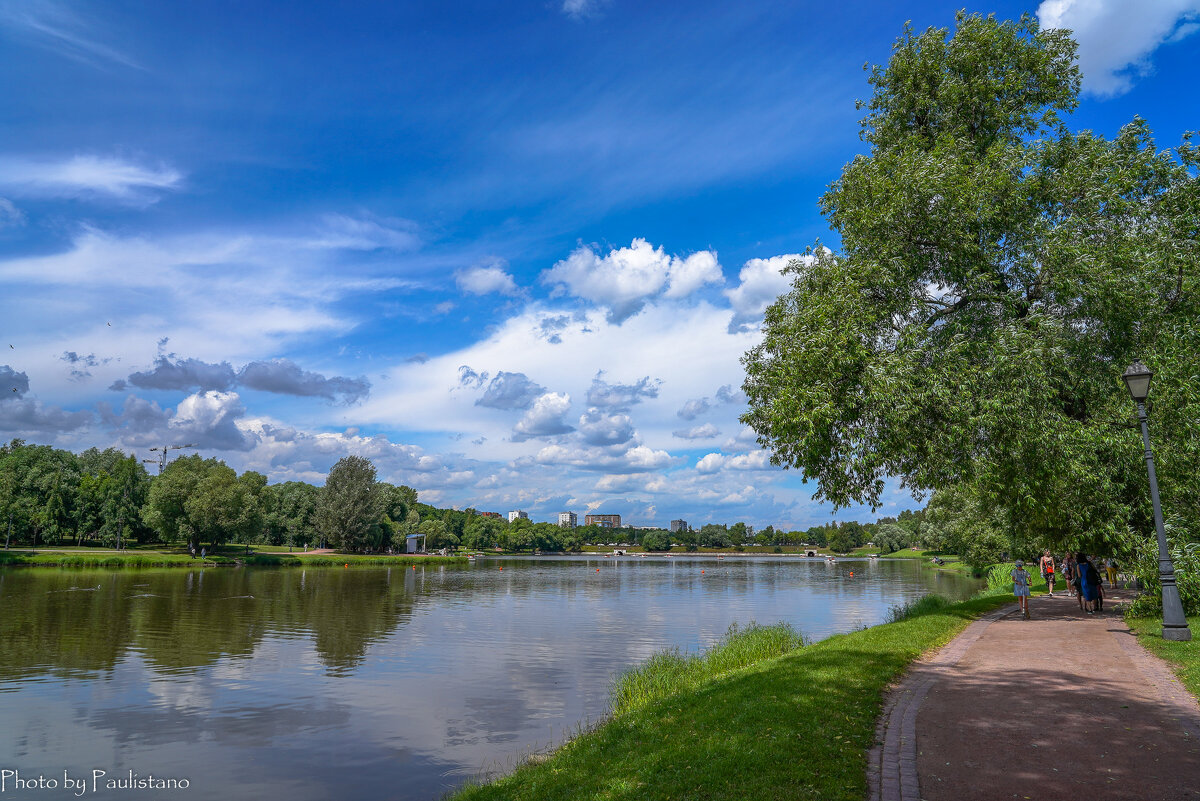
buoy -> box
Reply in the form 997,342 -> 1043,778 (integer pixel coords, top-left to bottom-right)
596,568 -> 600,572
701,570 -> 705,574
344,563 -> 348,568
499,567 -> 503,570
849,571 -> 854,577
412,565 -> 416,570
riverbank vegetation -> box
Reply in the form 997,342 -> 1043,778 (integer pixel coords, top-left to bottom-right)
454,590 -> 1012,801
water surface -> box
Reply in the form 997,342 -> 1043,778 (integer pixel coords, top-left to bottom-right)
0,556 -> 979,799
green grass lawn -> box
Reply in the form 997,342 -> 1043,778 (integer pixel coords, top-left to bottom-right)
1125,615 -> 1200,702
452,591 -> 1013,801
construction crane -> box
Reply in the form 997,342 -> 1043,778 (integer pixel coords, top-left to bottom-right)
144,443 -> 196,474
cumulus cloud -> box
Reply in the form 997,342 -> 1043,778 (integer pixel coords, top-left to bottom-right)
673,423 -> 720,440
533,442 -> 671,472
541,238 -> 723,323
456,263 -> 520,296
0,396 -> 92,434
585,373 -> 661,409
111,355 -> 368,404
458,365 -> 489,388
173,391 -> 254,451
538,315 -> 571,344
695,449 -> 773,474
476,371 -> 547,410
578,409 -> 636,447
238,359 -> 370,405
2,365 -> 30,397
60,351 -> 110,381
0,155 -> 182,203
512,392 -> 575,441
724,254 -> 807,333
1039,0 -> 1200,97
114,355 -> 236,393
715,384 -> 746,405
676,397 -> 711,420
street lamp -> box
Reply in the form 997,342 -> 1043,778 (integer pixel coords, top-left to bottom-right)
1122,360 -> 1192,641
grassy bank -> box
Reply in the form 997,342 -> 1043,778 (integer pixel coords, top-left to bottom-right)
880,549 -> 982,577
1126,615 -> 1200,702
453,590 -> 1013,801
0,549 -> 467,568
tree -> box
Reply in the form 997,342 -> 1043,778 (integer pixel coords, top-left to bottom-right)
315,456 -> 383,552
742,13 -> 1200,551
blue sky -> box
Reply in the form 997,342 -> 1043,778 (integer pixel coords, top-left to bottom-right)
2,0 -> 1198,529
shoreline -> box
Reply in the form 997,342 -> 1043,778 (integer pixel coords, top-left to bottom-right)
0,549 -> 469,568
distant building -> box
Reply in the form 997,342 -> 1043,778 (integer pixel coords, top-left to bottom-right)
670,519 -> 688,533
480,511 -> 502,519
508,510 -> 529,523
558,511 -> 577,528
585,514 -> 622,528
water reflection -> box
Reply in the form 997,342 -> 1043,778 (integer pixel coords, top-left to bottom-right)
0,557 -> 979,800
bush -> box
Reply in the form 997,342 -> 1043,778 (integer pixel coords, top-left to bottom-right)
1121,519 -> 1200,617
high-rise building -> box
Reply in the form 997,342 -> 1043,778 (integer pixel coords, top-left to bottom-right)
508,510 -> 529,523
557,511 -> 577,528
585,514 -> 622,528
669,519 -> 688,533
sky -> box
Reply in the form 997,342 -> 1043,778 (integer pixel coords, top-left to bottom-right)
1,0 -> 1198,530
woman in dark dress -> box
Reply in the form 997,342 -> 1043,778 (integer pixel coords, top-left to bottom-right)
1076,552 -> 1101,614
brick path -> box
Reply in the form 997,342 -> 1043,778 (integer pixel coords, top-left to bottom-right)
869,593 -> 1200,801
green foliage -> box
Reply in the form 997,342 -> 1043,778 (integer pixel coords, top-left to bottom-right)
741,12 -> 1200,559
314,456 -> 383,552
610,622 -> 807,716
640,530 -> 671,551
1119,519 -> 1200,617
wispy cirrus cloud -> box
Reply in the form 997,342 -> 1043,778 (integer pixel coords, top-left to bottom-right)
0,1 -> 141,69
0,155 -> 182,202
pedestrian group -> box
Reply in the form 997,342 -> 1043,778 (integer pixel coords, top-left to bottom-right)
1011,550 -> 1117,619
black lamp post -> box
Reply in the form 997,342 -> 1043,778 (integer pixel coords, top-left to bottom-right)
1122,360 -> 1192,641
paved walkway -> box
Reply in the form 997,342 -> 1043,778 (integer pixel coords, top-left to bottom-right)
870,592 -> 1200,801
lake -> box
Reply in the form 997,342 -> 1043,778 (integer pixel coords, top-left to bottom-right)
0,555 -> 979,800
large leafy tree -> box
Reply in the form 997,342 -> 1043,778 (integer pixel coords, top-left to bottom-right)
314,455 -> 383,552
742,13 -> 1199,549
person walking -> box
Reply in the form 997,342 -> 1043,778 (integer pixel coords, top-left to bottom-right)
1076,553 -> 1101,614
1012,560 -> 1032,619
1104,557 -> 1118,588
1039,550 -> 1056,596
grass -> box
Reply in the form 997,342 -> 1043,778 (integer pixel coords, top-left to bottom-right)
0,548 -> 467,568
1125,615 -> 1200,702
610,622 -> 807,716
452,591 -> 1013,801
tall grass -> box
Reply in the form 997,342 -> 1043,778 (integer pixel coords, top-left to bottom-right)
610,621 -> 806,716
884,593 -> 950,623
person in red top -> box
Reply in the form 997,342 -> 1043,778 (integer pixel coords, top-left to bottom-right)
1039,550 -> 1056,597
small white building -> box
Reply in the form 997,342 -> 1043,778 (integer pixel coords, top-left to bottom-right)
508,510 -> 529,523
558,511 -> 577,528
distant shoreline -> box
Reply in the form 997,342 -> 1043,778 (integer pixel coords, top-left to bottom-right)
0,548 -> 469,568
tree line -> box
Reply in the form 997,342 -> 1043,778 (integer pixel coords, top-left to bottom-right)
0,438 -> 928,555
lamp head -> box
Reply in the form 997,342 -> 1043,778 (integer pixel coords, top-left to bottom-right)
1123,360 -> 1152,403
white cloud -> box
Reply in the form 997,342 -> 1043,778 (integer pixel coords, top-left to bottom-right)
309,213 -> 420,251
0,198 -> 25,228
456,263 -> 520,296
695,452 -> 725,474
724,253 -> 808,333
673,423 -> 720,440
0,155 -> 181,202
561,0 -> 607,19
541,238 -> 722,323
0,2 -> 140,69
1038,0 -> 1200,96
512,392 -> 574,440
